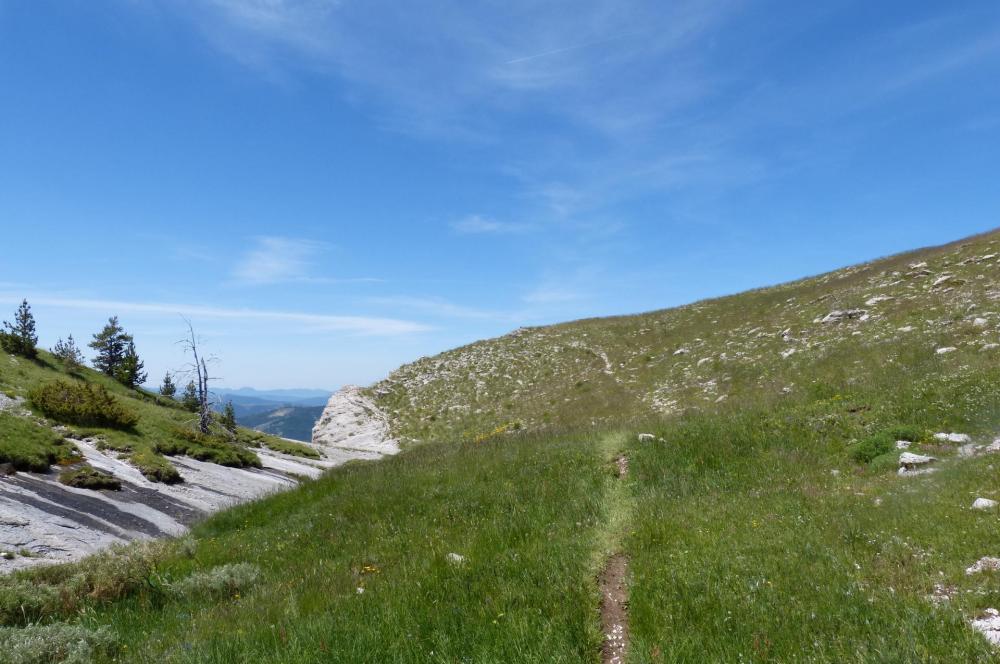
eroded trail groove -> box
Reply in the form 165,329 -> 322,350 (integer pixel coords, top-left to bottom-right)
600,552 -> 630,664
599,450 -> 632,664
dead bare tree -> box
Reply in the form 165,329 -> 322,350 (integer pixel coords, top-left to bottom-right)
178,319 -> 218,435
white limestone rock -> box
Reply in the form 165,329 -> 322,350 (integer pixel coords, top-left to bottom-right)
973,498 -> 998,511
967,557 -> 1000,575
971,608 -> 1000,646
934,432 -> 972,444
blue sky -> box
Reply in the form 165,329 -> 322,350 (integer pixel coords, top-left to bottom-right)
1,1 -> 999,389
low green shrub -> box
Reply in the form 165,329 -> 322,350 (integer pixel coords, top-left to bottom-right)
884,424 -> 926,443
0,579 -> 60,625
28,380 -> 139,429
261,437 -> 321,459
128,449 -> 182,484
169,563 -> 261,599
849,432 -> 896,464
59,465 -> 122,491
0,623 -> 116,664
158,428 -> 261,468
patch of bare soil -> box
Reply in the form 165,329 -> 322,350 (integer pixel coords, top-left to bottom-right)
600,552 -> 630,664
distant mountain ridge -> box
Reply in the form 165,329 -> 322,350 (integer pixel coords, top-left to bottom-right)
212,388 -> 334,442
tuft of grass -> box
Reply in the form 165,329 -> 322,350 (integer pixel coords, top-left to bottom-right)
157,427 -> 261,468
261,437 -> 321,459
127,448 -> 182,484
58,464 -> 122,491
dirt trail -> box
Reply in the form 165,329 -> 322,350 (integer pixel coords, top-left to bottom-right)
600,552 -> 630,664
600,452 -> 631,664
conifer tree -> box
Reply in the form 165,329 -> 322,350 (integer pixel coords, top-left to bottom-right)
181,381 -> 200,412
51,335 -> 85,372
1,299 -> 38,359
159,373 -> 177,398
220,401 -> 237,434
89,316 -> 132,376
114,340 -> 147,389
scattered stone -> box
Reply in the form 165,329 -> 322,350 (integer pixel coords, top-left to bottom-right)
973,498 -> 998,511
898,452 -> 937,476
899,452 -> 935,468
895,440 -> 912,450
984,343 -> 1000,352
934,432 -> 972,444
933,274 -> 955,288
959,444 -> 981,458
673,348 -> 690,356
696,357 -> 712,367
637,433 -> 655,442
446,552 -> 466,565
898,326 -> 915,333
974,318 -> 989,327
865,295 -> 895,306
781,348 -> 797,359
929,583 -> 957,605
966,557 -> 1000,575
936,347 -> 958,355
0,551 -> 13,560
972,608 -> 1000,645
820,309 -> 869,324
830,469 -> 840,477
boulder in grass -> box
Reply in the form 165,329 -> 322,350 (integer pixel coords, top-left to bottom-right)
971,609 -> 1000,646
934,432 -> 972,444
973,498 -> 998,511
637,433 -> 655,442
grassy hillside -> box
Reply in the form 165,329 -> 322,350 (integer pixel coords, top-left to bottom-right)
4,229 -> 1000,662
372,230 -> 1000,445
0,349 -> 299,486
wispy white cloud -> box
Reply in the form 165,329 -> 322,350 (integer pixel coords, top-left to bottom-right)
0,294 -> 430,336
232,236 -> 325,285
450,215 -> 530,235
230,235 -> 381,286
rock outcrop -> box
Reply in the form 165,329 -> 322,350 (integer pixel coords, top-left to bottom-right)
311,385 -> 400,461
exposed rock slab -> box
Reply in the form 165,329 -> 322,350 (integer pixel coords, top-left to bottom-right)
1,388 -> 398,573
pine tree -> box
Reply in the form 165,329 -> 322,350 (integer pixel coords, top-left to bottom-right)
181,381 -> 200,412
114,340 -> 147,389
220,401 -> 237,434
51,335 -> 85,372
89,316 -> 132,376
1,299 -> 38,359
160,373 -> 177,398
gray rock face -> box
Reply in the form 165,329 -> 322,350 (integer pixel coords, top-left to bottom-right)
311,385 -> 400,461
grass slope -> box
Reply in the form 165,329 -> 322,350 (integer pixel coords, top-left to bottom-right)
372,229 -> 1000,445
4,229 -> 1000,662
